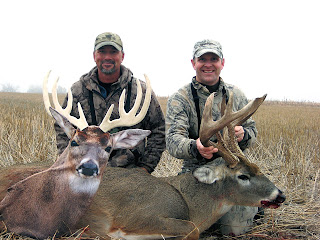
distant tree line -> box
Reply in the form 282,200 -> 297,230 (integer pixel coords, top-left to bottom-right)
0,83 -> 67,93
0,83 -> 19,92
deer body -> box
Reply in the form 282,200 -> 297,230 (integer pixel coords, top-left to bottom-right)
0,164 -> 95,238
74,158 -> 285,239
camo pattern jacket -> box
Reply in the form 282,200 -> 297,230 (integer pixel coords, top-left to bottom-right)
165,77 -> 257,170
55,65 -> 165,173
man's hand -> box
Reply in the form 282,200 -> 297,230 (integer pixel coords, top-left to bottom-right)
196,138 -> 218,159
234,126 -> 244,142
196,126 -> 244,159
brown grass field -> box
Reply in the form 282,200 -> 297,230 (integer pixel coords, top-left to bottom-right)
0,92 -> 319,239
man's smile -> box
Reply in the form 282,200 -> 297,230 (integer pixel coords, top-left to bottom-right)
103,63 -> 114,67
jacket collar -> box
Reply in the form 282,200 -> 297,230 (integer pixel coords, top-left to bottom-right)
191,76 -> 227,93
81,65 -> 133,94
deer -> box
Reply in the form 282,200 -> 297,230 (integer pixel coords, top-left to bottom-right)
68,92 -> 285,240
0,71 -> 152,239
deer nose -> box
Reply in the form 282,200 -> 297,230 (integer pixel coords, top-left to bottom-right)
276,191 -> 286,203
77,160 -> 99,177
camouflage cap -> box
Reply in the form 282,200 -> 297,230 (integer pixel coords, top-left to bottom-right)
192,39 -> 223,59
94,32 -> 123,51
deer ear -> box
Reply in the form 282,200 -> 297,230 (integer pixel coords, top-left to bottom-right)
193,166 -> 221,184
49,107 -> 75,139
111,129 -> 151,149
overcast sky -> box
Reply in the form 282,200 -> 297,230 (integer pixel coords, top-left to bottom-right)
1,0 -> 319,102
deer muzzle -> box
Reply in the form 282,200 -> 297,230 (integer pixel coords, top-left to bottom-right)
77,160 -> 99,177
261,190 -> 286,209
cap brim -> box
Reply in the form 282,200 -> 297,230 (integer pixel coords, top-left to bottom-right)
194,49 -> 222,59
95,42 -> 122,51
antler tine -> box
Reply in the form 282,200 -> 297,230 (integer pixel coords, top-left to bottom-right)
230,94 -> 267,128
199,92 -> 266,167
43,71 -> 89,130
99,74 -> 151,133
43,70 -> 53,116
226,94 -> 266,166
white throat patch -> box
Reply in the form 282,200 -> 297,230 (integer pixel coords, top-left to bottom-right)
68,175 -> 100,195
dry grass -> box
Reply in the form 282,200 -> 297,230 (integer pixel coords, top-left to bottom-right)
0,93 -> 62,167
0,93 -> 319,239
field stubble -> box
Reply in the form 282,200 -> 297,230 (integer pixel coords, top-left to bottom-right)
0,93 -> 319,239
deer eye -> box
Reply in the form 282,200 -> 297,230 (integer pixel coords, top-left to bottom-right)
105,146 -> 112,153
238,175 -> 250,181
71,140 -> 79,147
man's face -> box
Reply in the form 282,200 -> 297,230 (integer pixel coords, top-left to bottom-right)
191,52 -> 224,86
93,45 -> 124,75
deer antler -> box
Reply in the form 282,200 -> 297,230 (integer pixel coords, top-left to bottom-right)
99,74 -> 151,133
199,92 -> 266,167
43,71 -> 152,133
43,71 -> 89,130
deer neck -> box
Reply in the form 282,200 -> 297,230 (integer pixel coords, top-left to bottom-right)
166,173 -> 233,231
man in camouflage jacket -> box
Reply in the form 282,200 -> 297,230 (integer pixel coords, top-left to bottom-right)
55,32 -> 165,174
166,40 -> 257,171
166,77 -> 257,170
165,39 -> 259,235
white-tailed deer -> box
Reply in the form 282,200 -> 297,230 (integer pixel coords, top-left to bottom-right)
0,71 -> 152,239
71,92 -> 285,240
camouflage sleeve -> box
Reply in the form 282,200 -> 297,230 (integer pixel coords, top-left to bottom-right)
137,91 -> 166,172
165,92 -> 195,160
238,117 -> 257,150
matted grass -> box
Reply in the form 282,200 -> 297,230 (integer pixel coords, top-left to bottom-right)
0,93 -> 319,239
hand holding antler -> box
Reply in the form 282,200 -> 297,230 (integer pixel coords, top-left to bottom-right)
234,126 -> 245,142
197,125 -> 244,159
196,138 -> 218,159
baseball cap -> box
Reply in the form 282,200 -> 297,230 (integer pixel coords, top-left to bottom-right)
94,32 -> 123,51
193,39 -> 223,59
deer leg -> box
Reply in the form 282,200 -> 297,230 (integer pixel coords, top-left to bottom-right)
161,218 -> 199,240
123,217 -> 199,240
158,218 -> 199,240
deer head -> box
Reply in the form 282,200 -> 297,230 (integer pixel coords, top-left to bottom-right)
194,92 -> 285,209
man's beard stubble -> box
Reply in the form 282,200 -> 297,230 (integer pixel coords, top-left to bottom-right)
100,60 -> 116,75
